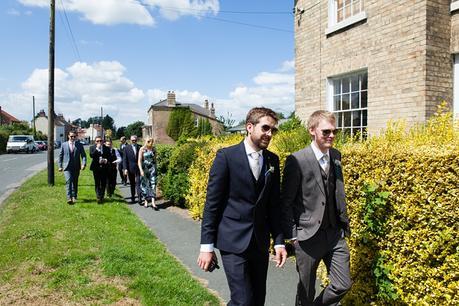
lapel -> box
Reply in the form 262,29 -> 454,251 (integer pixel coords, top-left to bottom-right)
237,142 -> 254,183
304,145 -> 326,196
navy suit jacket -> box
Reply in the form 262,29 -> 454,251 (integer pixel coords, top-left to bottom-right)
200,141 -> 284,254
89,145 -> 111,172
58,141 -> 86,172
122,144 -> 141,174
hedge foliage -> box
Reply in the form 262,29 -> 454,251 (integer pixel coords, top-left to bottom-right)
182,108 -> 458,305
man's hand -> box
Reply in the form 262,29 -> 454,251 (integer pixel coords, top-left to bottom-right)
81,165 -> 85,170
274,247 -> 287,268
140,170 -> 144,177
124,169 -> 128,176
58,168 -> 63,172
197,251 -> 215,272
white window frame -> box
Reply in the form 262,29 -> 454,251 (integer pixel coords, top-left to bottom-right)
454,55 -> 459,120
327,69 -> 368,138
326,0 -> 367,35
451,0 -> 459,12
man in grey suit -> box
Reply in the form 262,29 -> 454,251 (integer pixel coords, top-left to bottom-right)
58,131 -> 87,204
281,110 -> 352,305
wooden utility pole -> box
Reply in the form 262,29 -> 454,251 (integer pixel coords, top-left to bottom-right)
32,96 -> 36,137
47,0 -> 55,186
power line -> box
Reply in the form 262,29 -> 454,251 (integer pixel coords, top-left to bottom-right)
132,1 -> 293,33
57,0 -> 81,61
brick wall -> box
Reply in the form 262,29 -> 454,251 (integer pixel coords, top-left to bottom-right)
295,0 -> 455,134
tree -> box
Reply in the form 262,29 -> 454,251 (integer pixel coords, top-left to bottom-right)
217,112 -> 236,132
276,112 -> 286,119
166,108 -> 196,141
102,114 -> 115,131
125,121 -> 144,138
196,118 -> 213,137
116,126 -> 126,139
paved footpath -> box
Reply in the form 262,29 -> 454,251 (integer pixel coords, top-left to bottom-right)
118,183 -> 302,306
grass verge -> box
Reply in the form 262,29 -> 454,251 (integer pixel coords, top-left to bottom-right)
0,167 -> 220,305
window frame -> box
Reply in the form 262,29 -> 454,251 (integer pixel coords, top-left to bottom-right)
327,69 -> 368,138
326,0 -> 367,35
452,0 -> 459,12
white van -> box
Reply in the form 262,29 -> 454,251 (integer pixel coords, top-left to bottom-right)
6,135 -> 37,154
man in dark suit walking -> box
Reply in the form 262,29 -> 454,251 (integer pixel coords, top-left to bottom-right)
118,136 -> 127,185
89,136 -> 111,203
123,135 -> 142,204
58,131 -> 86,204
281,110 -> 352,306
198,107 -> 287,306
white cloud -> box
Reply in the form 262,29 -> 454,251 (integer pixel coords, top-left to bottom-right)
7,8 -> 21,16
18,0 -> 220,26
2,61 -> 147,127
217,61 -> 295,122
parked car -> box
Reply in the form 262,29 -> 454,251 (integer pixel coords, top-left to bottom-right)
54,140 -> 61,149
35,141 -> 47,151
6,135 -> 37,154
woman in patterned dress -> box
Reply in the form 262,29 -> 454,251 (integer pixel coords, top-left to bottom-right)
137,137 -> 158,209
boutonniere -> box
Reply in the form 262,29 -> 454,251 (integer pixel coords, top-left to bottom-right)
265,165 -> 275,176
334,159 -> 341,167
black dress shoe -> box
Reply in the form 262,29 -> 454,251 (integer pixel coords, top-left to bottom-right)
67,199 -> 73,205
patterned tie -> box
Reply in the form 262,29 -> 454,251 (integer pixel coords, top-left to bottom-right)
321,154 -> 329,174
250,152 -> 261,180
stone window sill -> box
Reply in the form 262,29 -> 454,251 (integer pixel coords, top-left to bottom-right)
325,11 -> 367,35
451,2 -> 459,12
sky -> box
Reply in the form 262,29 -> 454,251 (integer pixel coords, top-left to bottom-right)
0,0 -> 294,128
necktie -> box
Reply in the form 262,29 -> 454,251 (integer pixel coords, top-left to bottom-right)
250,152 -> 261,180
132,145 -> 136,155
321,154 -> 329,174
69,142 -> 74,153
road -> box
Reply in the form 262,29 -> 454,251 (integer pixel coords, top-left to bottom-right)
0,149 -> 59,204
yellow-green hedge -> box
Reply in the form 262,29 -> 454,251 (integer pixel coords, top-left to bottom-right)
185,109 -> 459,304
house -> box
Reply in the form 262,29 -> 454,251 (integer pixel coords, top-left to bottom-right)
33,110 -> 73,143
294,0 -> 459,136
82,124 -> 103,143
0,107 -> 21,125
143,91 -> 223,144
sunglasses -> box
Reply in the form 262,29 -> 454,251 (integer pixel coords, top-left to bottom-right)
69,135 -> 76,138
321,129 -> 339,137
131,139 -> 137,142
95,140 -> 102,142
260,124 -> 278,134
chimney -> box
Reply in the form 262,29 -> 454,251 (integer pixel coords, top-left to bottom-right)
210,102 -> 215,117
167,91 -> 176,107
204,99 -> 209,110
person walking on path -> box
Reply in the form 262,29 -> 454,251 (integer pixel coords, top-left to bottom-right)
105,138 -> 121,198
89,136 -> 111,203
281,110 -> 352,306
198,107 -> 287,306
58,131 -> 86,204
138,136 -> 158,209
118,136 -> 128,185
123,135 -> 142,204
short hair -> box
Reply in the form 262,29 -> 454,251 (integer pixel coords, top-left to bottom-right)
105,138 -> 112,143
120,136 -> 126,141
130,135 -> 137,139
68,130 -> 76,135
95,135 -> 102,140
307,110 -> 336,130
245,107 -> 278,125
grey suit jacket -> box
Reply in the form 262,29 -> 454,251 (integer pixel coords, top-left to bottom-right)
281,145 -> 350,241
58,141 -> 87,172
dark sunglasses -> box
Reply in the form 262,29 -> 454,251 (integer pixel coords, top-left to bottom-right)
131,139 -> 137,142
95,140 -> 102,142
260,124 -> 278,134
321,129 -> 339,137
69,135 -> 76,138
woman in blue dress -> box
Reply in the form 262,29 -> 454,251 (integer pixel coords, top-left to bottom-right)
138,137 -> 158,209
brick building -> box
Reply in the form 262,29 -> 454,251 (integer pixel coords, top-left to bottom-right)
294,0 -> 459,136
143,91 -> 223,144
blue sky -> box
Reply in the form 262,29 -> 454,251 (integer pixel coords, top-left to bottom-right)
0,0 -> 294,127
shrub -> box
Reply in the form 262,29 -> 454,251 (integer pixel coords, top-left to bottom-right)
161,139 -> 203,205
0,130 -> 8,153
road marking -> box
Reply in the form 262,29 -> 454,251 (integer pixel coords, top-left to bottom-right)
1,158 -> 18,162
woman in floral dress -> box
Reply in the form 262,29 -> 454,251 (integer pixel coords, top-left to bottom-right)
138,137 -> 158,209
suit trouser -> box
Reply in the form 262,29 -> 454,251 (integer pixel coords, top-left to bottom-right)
64,169 -> 79,199
295,228 -> 352,306
220,238 -> 269,306
127,171 -> 141,201
92,169 -> 107,199
118,163 -> 126,183
107,167 -> 117,196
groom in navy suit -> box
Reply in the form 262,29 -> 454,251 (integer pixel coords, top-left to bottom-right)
58,131 -> 86,204
198,107 -> 287,306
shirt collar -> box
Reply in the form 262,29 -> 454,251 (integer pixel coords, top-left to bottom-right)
311,141 -> 329,161
243,138 -> 263,156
